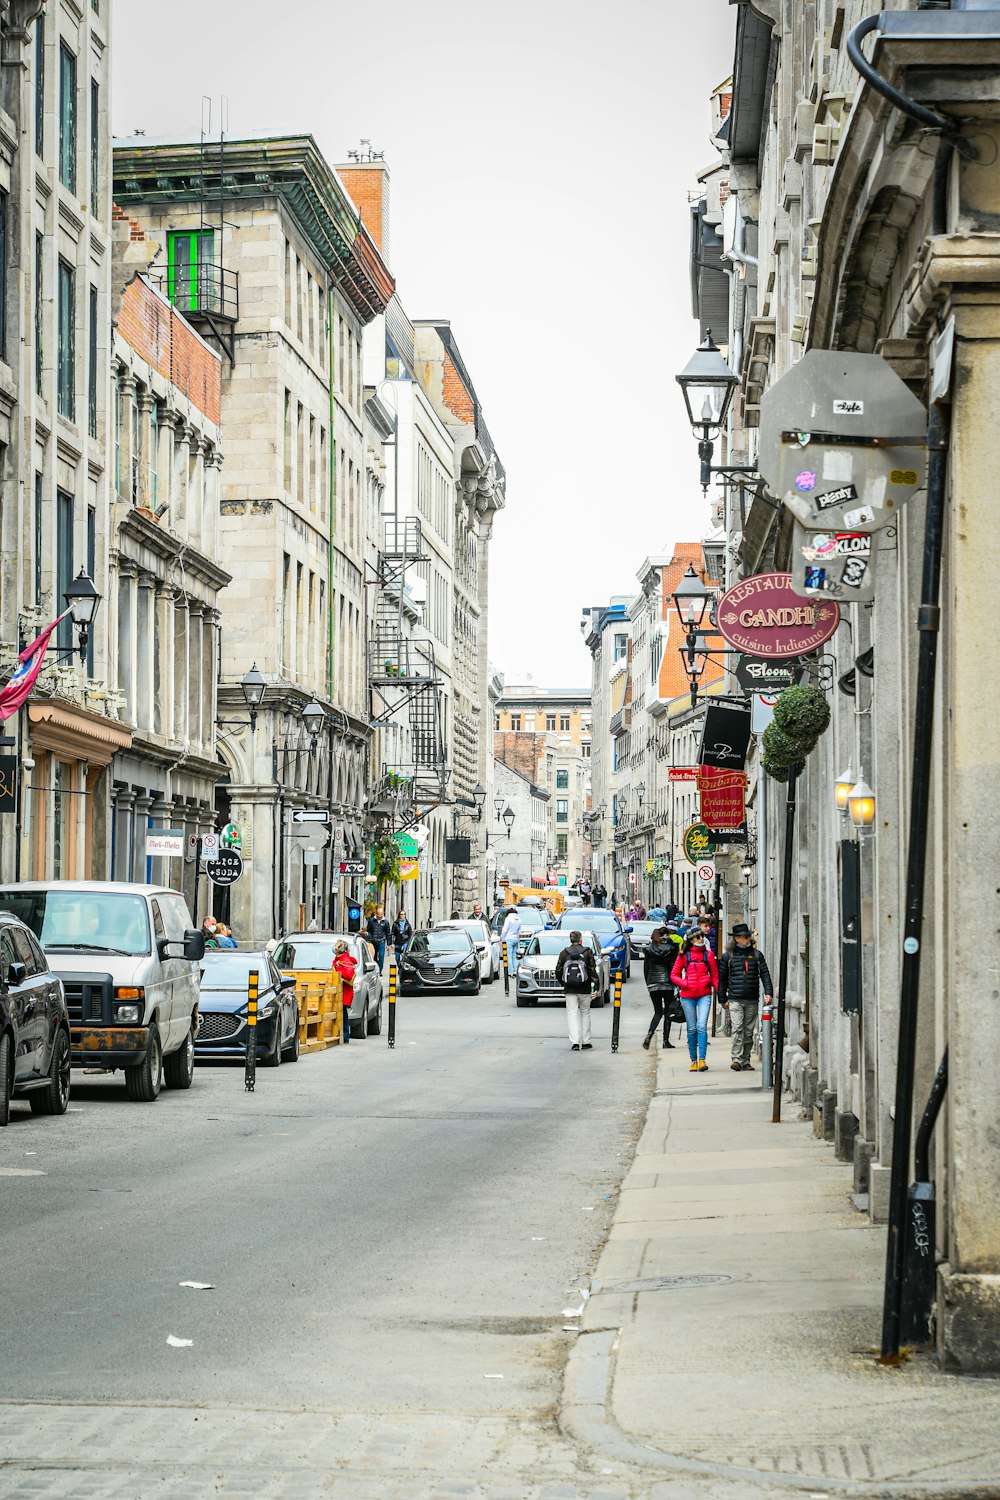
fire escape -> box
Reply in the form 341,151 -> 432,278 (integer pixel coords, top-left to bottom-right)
368,518 -> 448,817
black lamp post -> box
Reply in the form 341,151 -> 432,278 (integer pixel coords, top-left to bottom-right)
671,565 -> 718,708
471,782 -> 487,821
675,330 -> 746,494
502,805 -> 515,840
62,568 -> 101,662
301,697 -> 327,755
240,663 -> 266,732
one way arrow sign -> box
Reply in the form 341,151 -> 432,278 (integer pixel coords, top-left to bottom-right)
293,811 -> 329,823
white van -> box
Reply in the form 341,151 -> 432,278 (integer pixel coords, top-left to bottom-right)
0,882 -> 205,1102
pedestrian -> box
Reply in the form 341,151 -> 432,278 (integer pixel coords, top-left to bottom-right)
647,904 -> 667,922
390,908 -> 412,963
201,915 -> 220,950
332,938 -> 357,1045
579,878 -> 592,906
697,913 -> 716,948
718,923 -> 773,1072
366,905 -> 391,973
679,906 -> 700,934
555,930 -> 598,1051
216,923 -> 238,949
671,928 -> 719,1072
469,902 -> 485,921
593,883 -> 607,909
664,901 -> 680,922
500,905 -> 523,976
641,926 -> 676,1050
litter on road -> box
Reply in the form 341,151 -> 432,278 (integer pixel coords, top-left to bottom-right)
166,1335 -> 193,1348
179,1282 -> 214,1290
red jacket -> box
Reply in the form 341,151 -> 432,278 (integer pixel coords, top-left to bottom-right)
332,952 -> 357,1003
671,945 -> 719,999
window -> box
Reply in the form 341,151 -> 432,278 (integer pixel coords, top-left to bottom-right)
556,769 -> 569,790
56,490 -> 73,650
57,259 -> 75,420
582,741 -> 591,759
114,376 -> 121,491
130,389 -> 139,500
90,79 -> 99,216
150,400 -> 160,507
86,506 -> 95,675
58,44 -> 76,191
35,234 -> 43,395
545,713 -> 556,731
34,17 -> 44,157
0,190 -> 6,361
556,799 -> 568,824
557,833 -> 568,859
34,473 -> 43,605
509,713 -> 521,732
87,285 -> 98,436
559,714 -> 570,732
614,632 -> 628,661
167,228 -> 214,313
494,715 -> 500,732
524,713 -> 535,731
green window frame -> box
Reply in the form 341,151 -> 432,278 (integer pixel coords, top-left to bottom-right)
90,79 -> 99,216
58,43 -> 76,191
555,769 -> 569,790
35,234 -> 43,394
167,228 -> 215,313
57,258 -> 75,420
34,16 -> 44,157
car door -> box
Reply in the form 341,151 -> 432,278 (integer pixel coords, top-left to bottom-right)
157,894 -> 198,1048
0,932 -> 33,1079
10,926 -> 51,1078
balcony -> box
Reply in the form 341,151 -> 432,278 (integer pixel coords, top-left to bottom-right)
152,260 -> 239,365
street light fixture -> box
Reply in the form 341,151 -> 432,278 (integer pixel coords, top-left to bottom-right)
471,782 -> 487,821
502,805 -> 515,839
301,697 -> 327,754
50,568 -> 102,662
835,765 -> 855,819
635,781 -> 646,812
240,663 -> 266,732
848,773 -> 876,838
493,792 -> 505,821
675,330 -> 742,493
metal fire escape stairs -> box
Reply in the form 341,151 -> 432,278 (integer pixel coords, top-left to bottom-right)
367,519 -> 448,810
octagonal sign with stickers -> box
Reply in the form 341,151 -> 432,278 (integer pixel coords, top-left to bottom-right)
789,518 -> 882,603
759,351 -> 927,534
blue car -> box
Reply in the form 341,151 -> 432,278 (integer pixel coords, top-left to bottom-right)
196,950 -> 300,1066
553,909 -> 633,980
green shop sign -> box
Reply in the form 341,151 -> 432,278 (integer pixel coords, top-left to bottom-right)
683,823 -> 717,867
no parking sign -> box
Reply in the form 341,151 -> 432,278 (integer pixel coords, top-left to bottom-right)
697,861 -> 717,886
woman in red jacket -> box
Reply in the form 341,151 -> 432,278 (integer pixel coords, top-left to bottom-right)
671,929 -> 719,1072
332,939 -> 357,1045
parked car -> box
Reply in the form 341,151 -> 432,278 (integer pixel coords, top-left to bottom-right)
272,931 -> 383,1038
515,930 -> 610,1009
435,919 -> 499,982
627,919 -> 664,960
552,908 -> 633,979
398,928 -> 481,995
0,882 -> 204,1103
197,950 -> 299,1065
0,911 -> 71,1125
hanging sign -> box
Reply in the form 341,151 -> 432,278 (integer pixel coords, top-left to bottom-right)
683,823 -> 717,867
145,828 -> 185,858
205,849 -> 244,886
668,766 -> 699,783
789,520 -> 880,603
698,703 -> 753,770
697,768 -> 747,831
716,572 -> 840,658
0,756 -> 17,814
735,656 -> 804,696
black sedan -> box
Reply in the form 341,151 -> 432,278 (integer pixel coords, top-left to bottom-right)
196,951 -> 300,1066
398,929 -> 481,995
0,911 -> 71,1124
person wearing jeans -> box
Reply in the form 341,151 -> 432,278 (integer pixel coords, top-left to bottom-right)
718,923 -> 773,1071
671,930 -> 719,1071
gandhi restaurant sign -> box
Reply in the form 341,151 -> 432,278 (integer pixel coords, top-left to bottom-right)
716,572 -> 840,659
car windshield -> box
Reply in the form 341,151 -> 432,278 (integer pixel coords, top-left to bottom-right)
516,908 -> 549,929
526,933 -> 576,956
559,910 -> 619,931
0,890 -> 152,956
409,930 -> 474,954
630,921 -> 662,938
201,952 -> 273,988
273,935 -> 357,970
437,922 -> 485,943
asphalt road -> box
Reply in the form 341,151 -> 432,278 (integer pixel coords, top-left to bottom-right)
0,971 -> 656,1424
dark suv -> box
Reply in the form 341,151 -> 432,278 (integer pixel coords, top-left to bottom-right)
0,912 -> 71,1125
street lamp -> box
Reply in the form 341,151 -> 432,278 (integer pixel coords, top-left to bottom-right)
835,764 -> 855,819
848,772 -> 876,838
675,330 -> 742,493
502,805 -> 515,839
471,782 -> 487,821
671,566 -> 718,709
635,781 -> 646,813
47,568 -> 102,663
240,663 -> 266,732
301,697 -> 326,754
493,791 -> 505,821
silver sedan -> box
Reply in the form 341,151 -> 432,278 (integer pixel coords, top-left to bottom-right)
514,931 -> 610,1009
272,931 -> 384,1038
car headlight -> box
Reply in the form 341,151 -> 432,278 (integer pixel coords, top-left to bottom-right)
245,1000 -> 275,1019
113,1002 -> 140,1024
462,956 -> 478,971
400,959 -> 415,971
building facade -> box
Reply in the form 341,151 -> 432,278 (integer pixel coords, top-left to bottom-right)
494,685 -> 591,887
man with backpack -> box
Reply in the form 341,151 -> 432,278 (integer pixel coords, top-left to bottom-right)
555,930 -> 599,1051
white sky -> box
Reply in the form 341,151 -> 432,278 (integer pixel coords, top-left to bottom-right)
112,0 -> 736,689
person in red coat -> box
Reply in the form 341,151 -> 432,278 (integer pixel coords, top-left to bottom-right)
671,929 -> 719,1072
332,939 -> 357,1045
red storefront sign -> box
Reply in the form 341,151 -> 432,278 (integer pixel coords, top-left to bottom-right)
697,767 -> 748,830
715,572 -> 840,658
668,767 -> 699,782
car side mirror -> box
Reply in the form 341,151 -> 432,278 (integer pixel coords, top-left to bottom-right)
279,975 -> 296,990
160,930 -> 206,961
7,960 -> 27,987
624,925 -> 634,934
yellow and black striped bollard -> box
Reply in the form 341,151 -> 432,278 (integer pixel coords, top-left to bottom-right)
388,962 -> 397,1049
502,941 -> 509,996
611,969 -> 624,1053
245,969 -> 258,1092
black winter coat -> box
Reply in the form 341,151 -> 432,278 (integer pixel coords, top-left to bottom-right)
367,916 -> 391,944
718,945 -> 773,1003
390,919 -> 413,949
643,939 -> 677,992
555,943 -> 597,992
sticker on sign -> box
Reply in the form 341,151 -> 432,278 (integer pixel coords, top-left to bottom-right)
339,860 -> 366,876
696,861 -> 716,885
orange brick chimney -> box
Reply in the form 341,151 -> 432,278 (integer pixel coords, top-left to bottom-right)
337,160 -> 390,258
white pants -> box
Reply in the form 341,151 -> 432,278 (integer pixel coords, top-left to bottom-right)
566,990 -> 592,1046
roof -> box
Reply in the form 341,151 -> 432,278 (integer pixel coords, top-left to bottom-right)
0,881 -> 175,896
498,686 -> 591,704
729,3 -> 778,169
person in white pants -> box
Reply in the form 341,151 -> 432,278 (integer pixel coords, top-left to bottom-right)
555,931 -> 598,1051
500,907 -> 523,976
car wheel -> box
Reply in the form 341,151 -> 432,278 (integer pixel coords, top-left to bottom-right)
264,1020 -> 283,1067
30,1028 -> 71,1116
366,1000 -> 382,1037
163,1022 -> 195,1090
625,963 -> 631,981
0,1029 -> 13,1126
282,1007 -> 301,1061
125,1024 -> 162,1102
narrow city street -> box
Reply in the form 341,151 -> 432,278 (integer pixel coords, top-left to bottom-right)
0,976 -> 666,1499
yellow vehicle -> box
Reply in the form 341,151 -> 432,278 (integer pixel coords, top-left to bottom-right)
497,882 -> 567,917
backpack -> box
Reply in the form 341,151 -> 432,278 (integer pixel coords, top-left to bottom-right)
563,952 -> 590,988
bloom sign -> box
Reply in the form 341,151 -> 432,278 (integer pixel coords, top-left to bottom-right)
715,572 -> 840,658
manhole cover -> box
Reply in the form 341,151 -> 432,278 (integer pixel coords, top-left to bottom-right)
610,1274 -> 733,1293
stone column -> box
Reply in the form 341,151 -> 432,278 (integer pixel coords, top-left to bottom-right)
118,373 -> 137,502
131,793 -> 152,882
174,594 -> 190,747
189,604 -> 205,752
154,583 -> 174,740
136,387 -> 154,509
113,789 -> 135,881
136,572 -> 156,733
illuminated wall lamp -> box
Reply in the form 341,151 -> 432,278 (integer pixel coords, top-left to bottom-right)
848,772 -> 876,840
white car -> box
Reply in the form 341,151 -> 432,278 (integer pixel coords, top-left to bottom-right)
435,919 -> 498,983
515,930 -> 611,1009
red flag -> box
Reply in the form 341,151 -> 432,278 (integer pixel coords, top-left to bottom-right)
0,611 -> 70,721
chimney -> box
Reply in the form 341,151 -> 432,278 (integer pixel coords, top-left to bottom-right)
338,158 -> 390,259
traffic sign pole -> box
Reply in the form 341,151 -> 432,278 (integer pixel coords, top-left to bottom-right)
387,962 -> 397,1050
611,970 -> 623,1053
245,969 -> 258,1093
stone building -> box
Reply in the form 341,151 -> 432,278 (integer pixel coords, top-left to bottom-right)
580,601 -> 630,896
112,132 -> 395,941
494,685 -> 591,887
0,2 -> 132,883
491,756 -> 548,891
703,0 -> 1000,1369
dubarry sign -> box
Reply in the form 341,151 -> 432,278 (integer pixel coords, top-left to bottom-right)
716,572 -> 840,658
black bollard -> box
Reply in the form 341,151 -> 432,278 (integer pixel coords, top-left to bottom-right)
388,963 -> 397,1049
245,969 -> 258,1093
611,970 -> 623,1053
502,942 -> 509,996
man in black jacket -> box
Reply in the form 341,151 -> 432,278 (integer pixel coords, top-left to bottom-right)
366,906 -> 392,973
555,931 -> 598,1051
718,923 -> 773,1071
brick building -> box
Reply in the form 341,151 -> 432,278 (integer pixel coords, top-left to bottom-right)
494,686 -> 591,887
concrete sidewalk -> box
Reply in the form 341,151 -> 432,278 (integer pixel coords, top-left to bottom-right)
566,1038 -> 1000,1498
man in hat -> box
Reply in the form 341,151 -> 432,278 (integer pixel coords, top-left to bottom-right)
718,923 -> 773,1071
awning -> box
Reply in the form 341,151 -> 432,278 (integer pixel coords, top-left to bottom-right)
28,701 -> 132,768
